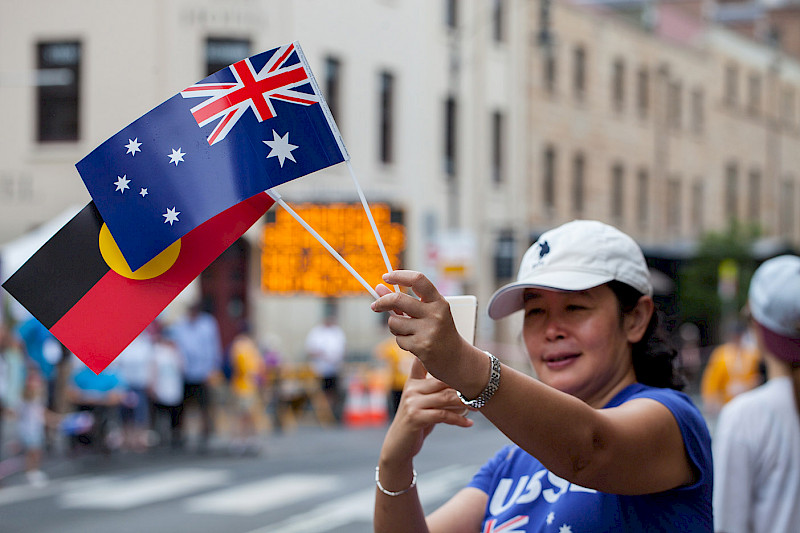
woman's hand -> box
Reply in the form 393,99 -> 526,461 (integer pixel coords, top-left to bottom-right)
370,271 -> 472,381
380,358 -> 473,467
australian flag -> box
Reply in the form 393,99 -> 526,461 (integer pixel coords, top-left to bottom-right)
77,42 -> 348,271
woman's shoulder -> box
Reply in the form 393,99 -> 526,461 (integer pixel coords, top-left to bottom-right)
610,383 -> 696,411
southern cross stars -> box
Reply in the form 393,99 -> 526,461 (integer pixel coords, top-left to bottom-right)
125,138 -> 142,156
114,175 -> 130,193
163,207 -> 180,225
139,188 -> 148,197
168,147 -> 186,166
263,130 -> 298,167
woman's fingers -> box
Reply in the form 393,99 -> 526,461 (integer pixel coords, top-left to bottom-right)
382,270 -> 444,303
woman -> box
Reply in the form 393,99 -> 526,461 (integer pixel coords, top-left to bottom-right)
370,220 -> 712,532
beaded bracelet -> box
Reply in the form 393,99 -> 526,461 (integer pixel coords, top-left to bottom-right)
375,466 -> 417,496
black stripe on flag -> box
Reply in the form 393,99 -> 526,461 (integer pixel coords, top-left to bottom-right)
2,203 -> 110,329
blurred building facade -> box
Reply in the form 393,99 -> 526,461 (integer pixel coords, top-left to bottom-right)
0,0 -> 798,362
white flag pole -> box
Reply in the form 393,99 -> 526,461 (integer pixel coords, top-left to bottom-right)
267,189 -> 380,300
346,160 -> 400,293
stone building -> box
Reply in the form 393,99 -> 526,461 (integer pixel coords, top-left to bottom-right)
0,0 -> 797,363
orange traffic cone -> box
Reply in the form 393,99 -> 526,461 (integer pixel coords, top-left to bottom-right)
343,375 -> 370,428
366,374 -> 389,427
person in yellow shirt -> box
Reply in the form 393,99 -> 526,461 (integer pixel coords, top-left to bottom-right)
374,315 -> 415,418
701,320 -> 762,416
229,324 -> 265,455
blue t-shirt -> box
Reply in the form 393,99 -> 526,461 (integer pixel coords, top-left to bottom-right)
467,383 -> 713,532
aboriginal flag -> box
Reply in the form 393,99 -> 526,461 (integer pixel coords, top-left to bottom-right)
2,193 -> 274,374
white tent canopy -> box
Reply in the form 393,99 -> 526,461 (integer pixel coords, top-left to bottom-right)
0,204 -> 83,284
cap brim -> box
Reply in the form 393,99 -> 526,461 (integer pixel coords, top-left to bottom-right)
487,271 -> 613,320
756,322 -> 800,364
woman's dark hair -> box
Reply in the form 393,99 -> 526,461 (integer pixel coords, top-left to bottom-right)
608,281 -> 685,391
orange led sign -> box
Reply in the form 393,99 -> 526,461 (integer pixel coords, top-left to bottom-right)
260,203 -> 405,296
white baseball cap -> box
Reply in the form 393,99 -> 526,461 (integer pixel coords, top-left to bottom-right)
748,254 -> 800,364
487,220 -> 653,320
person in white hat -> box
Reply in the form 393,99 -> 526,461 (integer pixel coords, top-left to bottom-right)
371,220 -> 712,532
712,255 -> 800,533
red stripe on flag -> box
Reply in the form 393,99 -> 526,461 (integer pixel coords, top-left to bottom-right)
50,193 -> 274,373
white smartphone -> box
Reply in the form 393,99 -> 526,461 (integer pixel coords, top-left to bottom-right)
445,295 -> 478,345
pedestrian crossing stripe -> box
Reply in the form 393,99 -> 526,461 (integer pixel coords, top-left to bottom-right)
184,474 -> 339,516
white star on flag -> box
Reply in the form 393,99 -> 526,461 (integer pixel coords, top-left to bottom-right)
139,188 -> 148,197
125,138 -> 142,156
114,175 -> 131,193
163,207 -> 180,225
168,148 -> 186,166
263,130 -> 298,167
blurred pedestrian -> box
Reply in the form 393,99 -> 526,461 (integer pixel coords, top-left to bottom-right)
16,369 -> 50,486
678,322 -> 702,394
305,303 -> 346,423
170,302 -> 223,452
713,255 -> 800,533
148,321 -> 183,449
370,220 -> 712,531
115,331 -> 154,452
1,324 -> 26,463
228,322 -> 265,455
67,358 -> 124,453
700,319 -> 762,416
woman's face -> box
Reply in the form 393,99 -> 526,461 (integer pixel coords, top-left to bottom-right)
522,284 -> 638,407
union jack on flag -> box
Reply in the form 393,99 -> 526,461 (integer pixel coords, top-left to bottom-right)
77,41 -> 348,271
181,42 -> 320,145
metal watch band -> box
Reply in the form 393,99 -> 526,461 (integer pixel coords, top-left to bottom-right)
457,351 -> 501,409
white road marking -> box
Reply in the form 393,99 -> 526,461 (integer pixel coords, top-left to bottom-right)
59,468 -> 231,510
246,464 -> 478,533
184,474 -> 339,516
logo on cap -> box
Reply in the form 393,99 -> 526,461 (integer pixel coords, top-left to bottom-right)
538,241 -> 550,259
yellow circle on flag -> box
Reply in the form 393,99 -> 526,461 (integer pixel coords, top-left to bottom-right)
99,224 -> 181,280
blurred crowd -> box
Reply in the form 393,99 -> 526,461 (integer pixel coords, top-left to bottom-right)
0,299 -> 769,490
0,302 -> 352,488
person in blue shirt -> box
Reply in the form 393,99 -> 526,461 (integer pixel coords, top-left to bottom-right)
370,220 -> 712,532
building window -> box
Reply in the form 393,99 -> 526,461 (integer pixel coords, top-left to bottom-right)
691,88 -> 704,134
543,145 -> 556,211
748,169 -> 761,222
574,45 -> 586,101
444,96 -> 457,177
669,81 -> 682,130
666,177 -> 681,231
725,163 -> 739,220
611,163 -> 624,222
378,71 -> 395,164
37,41 -> 81,142
205,38 -> 250,75
491,111 -> 504,184
572,152 -> 585,215
748,73 -> 761,116
782,87 -> 795,128
637,168 -> 649,227
637,67 -> 649,118
691,180 -> 704,233
445,0 -> 458,29
724,63 -> 738,107
543,51 -> 556,93
492,0 -> 505,43
323,56 -> 342,126
494,229 -> 515,281
780,178 -> 795,237
612,58 -> 625,112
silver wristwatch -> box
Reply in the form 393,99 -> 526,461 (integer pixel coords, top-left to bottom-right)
457,351 -> 501,409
